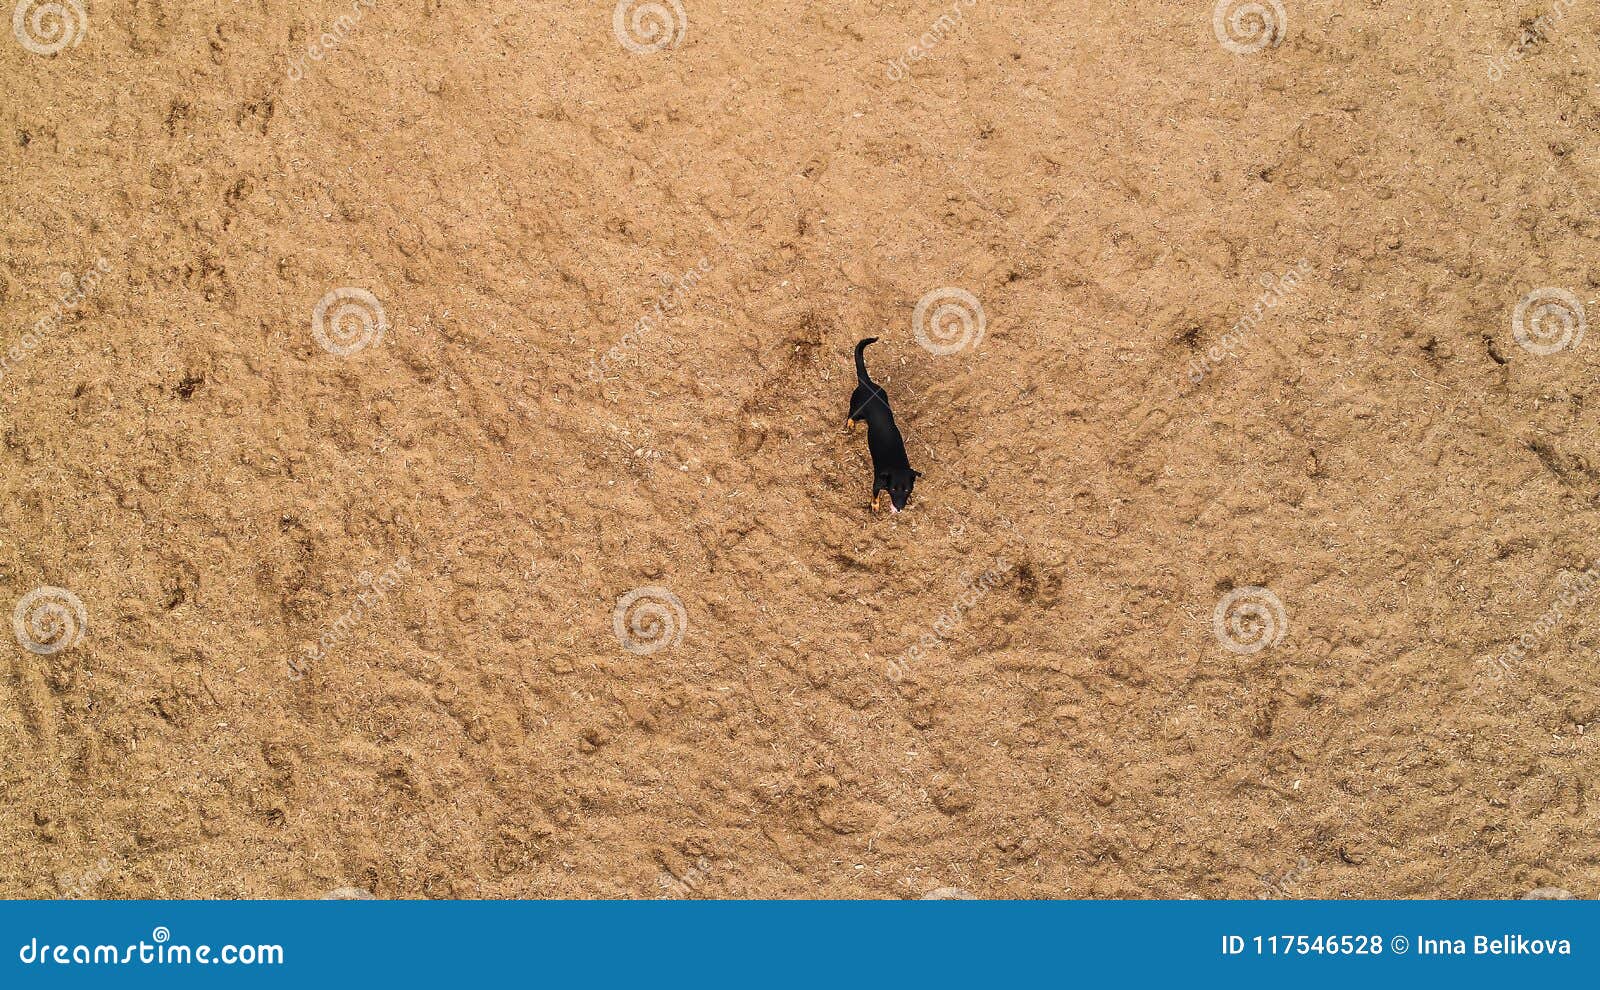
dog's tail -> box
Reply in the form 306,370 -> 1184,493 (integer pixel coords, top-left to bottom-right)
855,337 -> 878,386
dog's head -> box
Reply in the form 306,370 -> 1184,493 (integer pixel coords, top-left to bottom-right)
885,469 -> 921,513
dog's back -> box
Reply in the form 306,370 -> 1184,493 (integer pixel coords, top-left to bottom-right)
851,337 -> 884,414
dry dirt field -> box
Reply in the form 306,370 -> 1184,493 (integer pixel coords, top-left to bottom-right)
2,0 -> 1598,899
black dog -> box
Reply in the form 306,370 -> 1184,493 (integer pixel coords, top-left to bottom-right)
846,337 -> 920,513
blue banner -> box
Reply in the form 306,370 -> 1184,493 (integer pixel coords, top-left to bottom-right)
2,900 -> 1591,987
